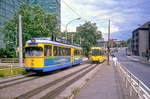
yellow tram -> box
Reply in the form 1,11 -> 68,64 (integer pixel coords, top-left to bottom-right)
90,47 -> 106,63
24,38 -> 83,72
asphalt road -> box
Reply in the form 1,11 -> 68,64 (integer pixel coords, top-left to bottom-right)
114,48 -> 150,89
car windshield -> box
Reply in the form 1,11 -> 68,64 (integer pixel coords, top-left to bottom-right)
92,49 -> 103,56
25,47 -> 43,56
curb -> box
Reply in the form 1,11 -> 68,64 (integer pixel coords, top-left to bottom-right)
56,63 -> 103,99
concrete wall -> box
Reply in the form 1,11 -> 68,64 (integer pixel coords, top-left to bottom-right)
138,30 -> 149,56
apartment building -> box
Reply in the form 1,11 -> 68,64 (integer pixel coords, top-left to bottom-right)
132,21 -> 150,56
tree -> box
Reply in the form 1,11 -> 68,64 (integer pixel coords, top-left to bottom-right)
120,40 -> 127,47
126,38 -> 132,50
76,21 -> 102,57
2,3 -> 58,57
96,31 -> 102,40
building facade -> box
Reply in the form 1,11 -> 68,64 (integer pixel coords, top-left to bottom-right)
25,0 -> 61,29
0,0 -> 61,48
132,21 -> 150,56
0,0 -> 23,48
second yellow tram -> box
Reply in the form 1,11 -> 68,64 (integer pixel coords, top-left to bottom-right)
90,47 -> 106,63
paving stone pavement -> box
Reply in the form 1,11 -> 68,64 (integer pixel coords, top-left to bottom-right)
74,62 -> 137,99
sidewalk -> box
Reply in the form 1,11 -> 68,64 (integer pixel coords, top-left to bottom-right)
74,62 -> 135,99
129,55 -> 150,64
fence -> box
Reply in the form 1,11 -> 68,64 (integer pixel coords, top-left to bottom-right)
0,58 -> 19,63
0,58 -> 24,76
116,62 -> 150,99
0,64 -> 24,77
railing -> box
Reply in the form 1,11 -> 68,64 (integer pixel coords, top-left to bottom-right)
0,58 -> 19,63
116,62 -> 150,99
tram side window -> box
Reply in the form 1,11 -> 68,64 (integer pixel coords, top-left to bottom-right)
44,45 -> 52,56
54,46 -> 58,56
59,47 -> 63,56
62,48 -> 66,56
100,51 -> 105,55
66,48 -> 71,56
74,50 -> 77,55
54,46 -> 61,56
74,49 -> 80,56
80,50 -> 83,55
54,47 -> 71,56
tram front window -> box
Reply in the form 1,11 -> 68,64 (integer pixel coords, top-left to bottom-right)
25,47 -> 43,56
92,50 -> 103,56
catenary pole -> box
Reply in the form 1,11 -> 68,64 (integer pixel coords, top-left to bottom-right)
19,14 -> 23,67
107,19 -> 110,65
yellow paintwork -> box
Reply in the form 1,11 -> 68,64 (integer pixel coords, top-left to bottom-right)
90,47 -> 106,63
24,58 -> 44,67
91,56 -> 106,62
71,48 -> 74,62
24,44 -> 44,68
91,47 -> 106,51
24,43 -> 82,68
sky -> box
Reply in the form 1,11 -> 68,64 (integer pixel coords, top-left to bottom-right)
61,0 -> 150,40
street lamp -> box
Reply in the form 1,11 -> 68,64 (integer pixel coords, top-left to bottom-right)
107,19 -> 110,65
65,18 -> 81,44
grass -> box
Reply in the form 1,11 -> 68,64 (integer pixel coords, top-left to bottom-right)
0,66 -> 26,78
72,88 -> 80,96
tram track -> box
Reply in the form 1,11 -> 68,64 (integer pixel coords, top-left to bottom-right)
0,63 -> 87,89
0,73 -> 36,85
16,64 -> 94,99
41,64 -> 97,99
0,76 -> 40,89
0,63 -> 97,99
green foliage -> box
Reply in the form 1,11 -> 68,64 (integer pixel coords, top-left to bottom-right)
76,21 -> 102,56
72,88 -> 80,96
0,67 -> 25,78
120,40 -> 127,47
2,3 -> 58,57
126,38 -> 132,50
0,48 -> 16,58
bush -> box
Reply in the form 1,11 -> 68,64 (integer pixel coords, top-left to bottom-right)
0,48 -> 17,58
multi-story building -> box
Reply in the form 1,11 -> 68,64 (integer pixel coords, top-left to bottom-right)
132,21 -> 150,56
25,0 -> 61,29
0,0 -> 61,48
0,0 -> 23,48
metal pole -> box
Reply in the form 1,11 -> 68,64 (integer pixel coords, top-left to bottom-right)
65,24 -> 69,44
107,19 -> 110,65
65,18 -> 81,44
19,15 -> 23,67
72,33 -> 73,44
80,37 -> 81,45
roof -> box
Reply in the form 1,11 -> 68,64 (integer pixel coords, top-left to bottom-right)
26,39 -> 82,49
140,21 -> 150,28
91,47 -> 106,50
132,21 -> 150,33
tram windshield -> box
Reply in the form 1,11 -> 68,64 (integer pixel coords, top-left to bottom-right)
25,47 -> 43,56
92,49 -> 104,56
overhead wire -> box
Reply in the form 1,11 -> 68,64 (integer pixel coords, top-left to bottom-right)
61,0 -> 88,22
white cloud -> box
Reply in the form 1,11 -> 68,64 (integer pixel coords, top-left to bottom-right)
99,23 -> 119,34
61,0 -> 149,40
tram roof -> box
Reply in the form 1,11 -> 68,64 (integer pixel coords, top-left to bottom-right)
26,40 -> 82,49
91,47 -> 106,50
